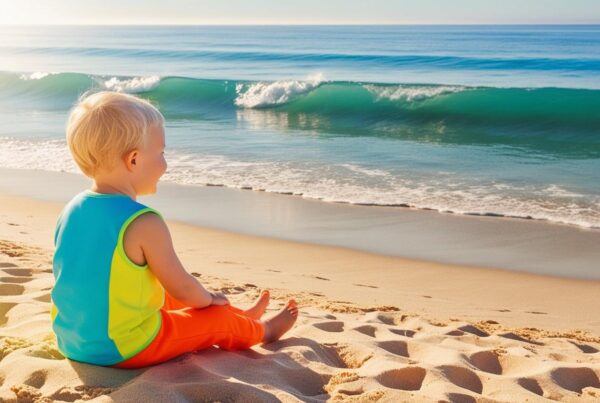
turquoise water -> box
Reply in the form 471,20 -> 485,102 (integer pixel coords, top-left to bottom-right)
0,25 -> 599,228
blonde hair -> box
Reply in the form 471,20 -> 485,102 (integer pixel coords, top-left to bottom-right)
66,91 -> 164,177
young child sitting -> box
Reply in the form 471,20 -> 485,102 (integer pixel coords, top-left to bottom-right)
51,91 -> 298,369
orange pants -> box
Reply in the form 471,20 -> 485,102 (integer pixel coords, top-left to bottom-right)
111,292 -> 265,369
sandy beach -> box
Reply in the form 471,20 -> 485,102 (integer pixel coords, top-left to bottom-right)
1,183 -> 600,402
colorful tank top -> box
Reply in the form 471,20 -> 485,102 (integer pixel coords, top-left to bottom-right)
51,189 -> 165,366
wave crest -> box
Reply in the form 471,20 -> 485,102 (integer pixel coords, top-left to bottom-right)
234,73 -> 325,108
101,75 -> 161,93
365,84 -> 466,102
19,72 -> 57,80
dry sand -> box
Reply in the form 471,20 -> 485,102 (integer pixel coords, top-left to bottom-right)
1,194 -> 599,402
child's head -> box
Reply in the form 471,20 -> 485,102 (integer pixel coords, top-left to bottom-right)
66,91 -> 167,195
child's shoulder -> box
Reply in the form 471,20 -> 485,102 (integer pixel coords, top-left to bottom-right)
122,209 -> 168,266
126,209 -> 164,234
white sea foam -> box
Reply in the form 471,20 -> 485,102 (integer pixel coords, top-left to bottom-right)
0,138 -> 78,173
339,163 -> 390,177
102,75 -> 161,93
160,151 -> 599,229
541,184 -> 585,199
19,72 -> 56,80
365,84 -> 465,102
0,137 -> 597,229
235,73 -> 325,108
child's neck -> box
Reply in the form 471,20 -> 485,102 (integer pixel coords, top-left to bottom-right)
91,179 -> 137,201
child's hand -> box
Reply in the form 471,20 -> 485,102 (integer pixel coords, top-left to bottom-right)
210,291 -> 230,306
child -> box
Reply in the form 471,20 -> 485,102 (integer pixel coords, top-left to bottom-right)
51,91 -> 298,369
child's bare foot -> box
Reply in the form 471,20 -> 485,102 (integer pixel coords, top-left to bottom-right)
261,299 -> 298,344
243,290 -> 270,320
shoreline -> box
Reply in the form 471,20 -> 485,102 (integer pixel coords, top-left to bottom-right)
1,167 -> 599,280
206,182 -> 599,232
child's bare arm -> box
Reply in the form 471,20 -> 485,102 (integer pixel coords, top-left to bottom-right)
123,212 -> 216,308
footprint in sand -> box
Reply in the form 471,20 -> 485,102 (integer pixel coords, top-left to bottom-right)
0,276 -> 32,284
375,366 -> 427,391
389,328 -> 416,338
0,284 -> 25,296
353,325 -> 377,338
518,377 -> 544,396
24,370 -> 47,389
445,392 -> 477,403
436,365 -> 483,394
377,340 -> 410,358
290,340 -> 352,369
446,329 -> 466,336
569,341 -> 599,354
370,312 -> 408,326
0,263 -> 32,297
313,321 -> 344,333
34,293 -> 52,303
467,350 -> 503,375
499,332 -> 544,346
324,342 -> 373,369
2,268 -> 34,277
324,372 -> 362,395
0,302 -> 18,326
551,367 -> 600,394
457,325 -> 489,337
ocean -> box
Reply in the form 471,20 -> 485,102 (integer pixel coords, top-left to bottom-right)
0,25 -> 599,229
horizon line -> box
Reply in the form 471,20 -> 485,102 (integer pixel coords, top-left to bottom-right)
1,22 -> 599,27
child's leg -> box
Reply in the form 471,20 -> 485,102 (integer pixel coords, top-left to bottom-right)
227,305 -> 247,315
163,290 -> 267,318
111,304 -> 265,369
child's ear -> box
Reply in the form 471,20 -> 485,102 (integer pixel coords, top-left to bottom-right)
125,150 -> 138,172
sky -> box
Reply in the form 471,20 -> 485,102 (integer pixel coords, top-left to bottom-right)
1,0 -> 599,25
